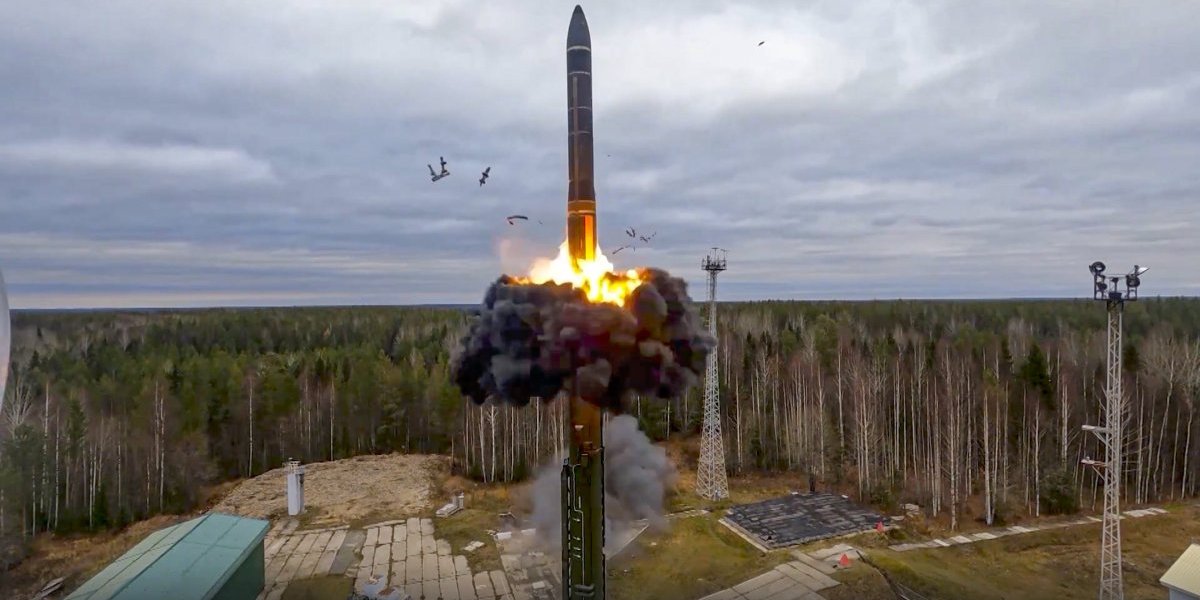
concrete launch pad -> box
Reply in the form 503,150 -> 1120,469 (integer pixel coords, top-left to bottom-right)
722,493 -> 887,550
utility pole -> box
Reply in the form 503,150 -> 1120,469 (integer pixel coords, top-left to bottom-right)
1082,261 -> 1147,600
697,248 -> 729,501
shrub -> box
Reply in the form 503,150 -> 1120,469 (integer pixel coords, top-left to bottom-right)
1040,467 -> 1079,515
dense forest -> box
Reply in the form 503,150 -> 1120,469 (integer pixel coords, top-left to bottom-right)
1,298 -> 1199,548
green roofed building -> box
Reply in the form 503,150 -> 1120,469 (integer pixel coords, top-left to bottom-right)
66,512 -> 269,600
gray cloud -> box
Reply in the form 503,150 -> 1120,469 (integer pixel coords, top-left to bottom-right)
1,0 -> 1198,308
0,139 -> 277,183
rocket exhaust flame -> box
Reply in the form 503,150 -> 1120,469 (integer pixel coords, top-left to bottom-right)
515,242 -> 642,307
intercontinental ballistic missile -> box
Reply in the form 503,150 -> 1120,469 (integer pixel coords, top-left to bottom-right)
566,4 -> 597,267
562,5 -> 606,600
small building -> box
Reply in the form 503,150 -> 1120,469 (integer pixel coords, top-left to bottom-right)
1162,543 -> 1200,600
66,512 -> 269,600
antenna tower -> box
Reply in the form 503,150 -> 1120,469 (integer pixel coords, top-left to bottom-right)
697,248 -> 729,501
1082,261 -> 1146,600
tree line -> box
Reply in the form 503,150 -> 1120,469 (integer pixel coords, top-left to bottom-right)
459,297 -> 1200,529
1,298 -> 1198,547
0,307 -> 466,540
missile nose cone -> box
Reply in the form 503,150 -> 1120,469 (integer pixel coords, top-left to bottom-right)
567,5 -> 591,47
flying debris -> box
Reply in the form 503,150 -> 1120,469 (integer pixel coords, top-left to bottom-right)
506,214 -> 529,225
638,232 -> 656,243
758,41 -> 765,46
479,166 -> 491,187
428,156 -> 450,182
625,227 -> 636,238
611,245 -> 632,255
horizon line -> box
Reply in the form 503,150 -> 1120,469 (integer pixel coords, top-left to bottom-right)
11,294 -> 1198,313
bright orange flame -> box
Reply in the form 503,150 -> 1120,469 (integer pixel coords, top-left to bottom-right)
514,242 -> 643,306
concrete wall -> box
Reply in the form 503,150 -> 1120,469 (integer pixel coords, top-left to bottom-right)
1169,588 -> 1200,600
215,543 -> 265,600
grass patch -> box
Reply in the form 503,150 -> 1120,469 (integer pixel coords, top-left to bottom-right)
665,471 -> 816,515
296,505 -> 328,530
822,566 -> 894,600
431,483 -> 515,574
607,514 -> 791,600
346,510 -> 398,531
868,504 -> 1200,600
435,508 -> 503,572
281,574 -> 352,600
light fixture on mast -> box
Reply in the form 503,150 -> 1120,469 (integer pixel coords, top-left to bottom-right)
1083,262 -> 1147,600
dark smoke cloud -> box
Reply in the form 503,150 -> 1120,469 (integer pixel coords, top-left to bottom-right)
529,414 -> 677,554
451,267 -> 713,410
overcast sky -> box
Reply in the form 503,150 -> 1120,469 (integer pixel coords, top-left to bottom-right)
1,0 -> 1198,308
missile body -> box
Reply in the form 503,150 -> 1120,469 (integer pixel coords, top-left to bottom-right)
566,5 -> 596,265
562,6 -> 606,600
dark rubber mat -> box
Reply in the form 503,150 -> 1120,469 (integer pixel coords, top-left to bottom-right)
725,492 -> 887,549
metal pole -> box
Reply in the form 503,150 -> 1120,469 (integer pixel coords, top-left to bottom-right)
1098,303 -> 1124,600
697,253 -> 729,500
1084,262 -> 1143,600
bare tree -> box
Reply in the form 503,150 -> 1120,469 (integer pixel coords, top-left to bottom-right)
1145,330 -> 1187,500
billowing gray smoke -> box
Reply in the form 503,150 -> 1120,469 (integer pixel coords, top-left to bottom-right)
452,267 -> 703,552
529,415 -> 676,553
451,267 -> 713,410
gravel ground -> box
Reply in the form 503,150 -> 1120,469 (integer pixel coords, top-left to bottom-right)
213,453 -> 445,527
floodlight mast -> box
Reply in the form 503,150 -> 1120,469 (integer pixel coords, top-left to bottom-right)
1082,262 -> 1145,600
697,248 -> 730,501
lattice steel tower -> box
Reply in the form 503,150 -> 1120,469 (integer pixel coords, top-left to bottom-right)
1082,262 -> 1147,600
697,248 -> 729,501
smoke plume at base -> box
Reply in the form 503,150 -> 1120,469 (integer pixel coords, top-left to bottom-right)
528,414 -> 676,555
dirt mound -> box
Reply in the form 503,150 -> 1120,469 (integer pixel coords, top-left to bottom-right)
212,453 -> 445,528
